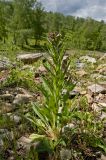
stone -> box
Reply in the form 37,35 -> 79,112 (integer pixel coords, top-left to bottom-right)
99,53 -> 106,61
0,102 -> 13,114
90,74 -> 106,80
97,64 -> 106,75
13,94 -> 33,105
80,56 -> 96,63
62,88 -> 80,99
0,56 -> 11,71
7,156 -> 14,160
76,61 -> 85,69
10,115 -> 21,124
17,53 -> 42,64
88,84 -> 106,95
80,90 -> 87,95
100,154 -> 106,160
35,66 -> 47,78
0,94 -> 14,102
34,77 -> 41,84
98,103 -> 106,108
62,55 -> 69,69
0,70 -> 9,83
97,64 -> 106,70
76,70 -> 87,77
37,66 -> 46,73
0,129 -> 9,134
69,90 -> 80,98
60,149 -> 71,160
62,89 -> 67,95
91,103 -> 101,112
85,94 -> 93,103
14,87 -> 32,95
62,123 -> 75,133
95,94 -> 106,103
100,112 -> 106,120
21,65 -> 35,72
17,136 -> 39,151
18,136 -> 32,144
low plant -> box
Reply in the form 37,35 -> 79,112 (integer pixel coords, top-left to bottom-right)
26,33 -> 75,159
26,33 -> 106,159
63,96 -> 106,159
2,66 -> 36,91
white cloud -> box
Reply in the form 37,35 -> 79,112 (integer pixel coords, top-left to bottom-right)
39,0 -> 106,21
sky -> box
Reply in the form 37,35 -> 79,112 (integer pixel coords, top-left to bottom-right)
39,0 -> 106,22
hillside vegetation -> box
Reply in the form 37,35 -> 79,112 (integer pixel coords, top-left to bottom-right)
0,0 -> 106,160
0,0 -> 106,51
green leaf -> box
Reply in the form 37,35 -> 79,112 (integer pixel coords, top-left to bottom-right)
29,133 -> 45,141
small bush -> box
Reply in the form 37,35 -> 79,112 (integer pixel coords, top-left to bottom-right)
2,66 -> 36,91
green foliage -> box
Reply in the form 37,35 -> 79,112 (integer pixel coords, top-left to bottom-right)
0,1 -> 106,51
32,2 -> 45,45
26,33 -> 75,155
63,96 -> 106,159
2,66 -> 36,91
26,36 -> 105,159
0,1 -> 8,41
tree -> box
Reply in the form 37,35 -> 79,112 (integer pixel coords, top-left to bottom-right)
99,25 -> 106,51
32,2 -> 45,45
0,0 -> 8,43
10,0 -> 36,47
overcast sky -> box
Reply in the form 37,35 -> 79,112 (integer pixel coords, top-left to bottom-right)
39,0 -> 106,21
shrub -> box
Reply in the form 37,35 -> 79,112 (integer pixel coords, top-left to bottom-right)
2,66 -> 36,91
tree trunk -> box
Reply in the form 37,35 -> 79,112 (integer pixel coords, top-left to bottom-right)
25,38 -> 29,45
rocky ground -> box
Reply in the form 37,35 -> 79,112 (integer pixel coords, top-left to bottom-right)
0,51 -> 106,159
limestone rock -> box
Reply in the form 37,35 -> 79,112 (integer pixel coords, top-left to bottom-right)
101,154 -> 106,160
17,136 -> 39,151
21,65 -> 35,72
35,66 -> 47,78
0,56 -> 11,71
91,103 -> 101,112
97,64 -> 106,75
62,87 -> 80,99
76,70 -> 87,77
0,94 -> 14,102
88,84 -> 106,95
69,90 -> 80,98
99,53 -> 106,61
90,73 -> 106,80
0,102 -> 13,114
17,53 -> 42,64
62,123 -> 75,133
0,70 -> 9,83
100,112 -> 106,120
85,94 -> 93,103
76,62 -> 85,69
98,103 -> 106,108
95,94 -> 106,103
37,66 -> 46,74
80,56 -> 96,63
13,93 -> 33,105
60,149 -> 71,160
10,115 -> 21,124
80,90 -> 87,95
14,87 -> 32,95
